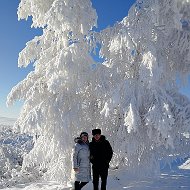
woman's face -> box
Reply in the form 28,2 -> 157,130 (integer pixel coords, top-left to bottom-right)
81,135 -> 88,142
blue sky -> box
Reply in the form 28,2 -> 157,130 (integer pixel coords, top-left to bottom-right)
0,0 -> 189,118
0,0 -> 42,118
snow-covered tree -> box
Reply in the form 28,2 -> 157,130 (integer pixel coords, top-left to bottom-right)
98,0 -> 190,175
6,0 -> 190,185
7,0 -> 100,185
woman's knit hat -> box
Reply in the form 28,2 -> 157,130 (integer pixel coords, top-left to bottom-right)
80,132 -> 88,138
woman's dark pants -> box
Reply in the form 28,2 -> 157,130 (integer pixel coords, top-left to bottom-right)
74,181 -> 88,190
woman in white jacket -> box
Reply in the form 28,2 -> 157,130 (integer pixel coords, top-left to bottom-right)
73,132 -> 91,190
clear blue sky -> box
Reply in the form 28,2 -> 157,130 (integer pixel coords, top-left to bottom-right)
0,0 -> 42,118
0,0 -> 189,118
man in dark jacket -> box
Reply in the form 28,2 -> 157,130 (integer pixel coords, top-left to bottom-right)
89,129 -> 113,190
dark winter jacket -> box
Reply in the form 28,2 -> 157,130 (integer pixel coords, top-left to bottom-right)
89,135 -> 113,168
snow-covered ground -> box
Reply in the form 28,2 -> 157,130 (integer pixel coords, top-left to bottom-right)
2,166 -> 190,190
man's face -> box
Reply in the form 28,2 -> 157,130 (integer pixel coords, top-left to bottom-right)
93,134 -> 101,141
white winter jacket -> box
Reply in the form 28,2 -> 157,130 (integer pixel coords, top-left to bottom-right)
73,138 -> 91,182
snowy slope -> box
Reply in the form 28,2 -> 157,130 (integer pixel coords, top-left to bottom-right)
0,116 -> 16,126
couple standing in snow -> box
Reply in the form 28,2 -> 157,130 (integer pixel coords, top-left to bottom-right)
72,129 -> 113,190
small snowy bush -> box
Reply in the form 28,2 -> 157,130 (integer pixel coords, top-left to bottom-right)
0,125 -> 33,188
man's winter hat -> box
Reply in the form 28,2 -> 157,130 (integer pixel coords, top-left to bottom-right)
92,129 -> 101,136
80,132 -> 88,138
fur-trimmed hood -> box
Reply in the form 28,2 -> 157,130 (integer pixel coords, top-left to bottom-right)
74,137 -> 89,145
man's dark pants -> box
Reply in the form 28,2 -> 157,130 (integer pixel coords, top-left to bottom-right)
92,165 -> 108,190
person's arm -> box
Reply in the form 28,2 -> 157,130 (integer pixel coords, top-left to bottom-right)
73,144 -> 80,171
89,142 -> 94,164
106,140 -> 113,162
